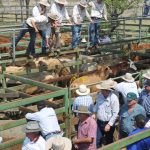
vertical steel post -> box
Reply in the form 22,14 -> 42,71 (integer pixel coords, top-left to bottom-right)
12,29 -> 16,63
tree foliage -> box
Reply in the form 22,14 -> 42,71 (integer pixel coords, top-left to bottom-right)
105,0 -> 141,17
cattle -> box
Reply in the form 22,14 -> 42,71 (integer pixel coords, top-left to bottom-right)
70,65 -> 112,93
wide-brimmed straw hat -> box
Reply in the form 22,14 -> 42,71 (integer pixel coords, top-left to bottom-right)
55,0 -> 68,5
96,80 -> 112,90
74,105 -> 91,114
107,78 -> 117,88
23,121 -> 41,133
38,0 -> 50,7
46,137 -> 72,150
143,70 -> 150,80
47,13 -> 60,21
121,73 -> 135,82
79,0 -> 88,8
76,84 -> 90,95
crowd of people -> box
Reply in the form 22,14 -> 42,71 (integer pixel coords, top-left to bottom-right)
10,0 -> 111,58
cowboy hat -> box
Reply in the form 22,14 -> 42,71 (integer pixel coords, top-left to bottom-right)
79,0 -> 88,8
121,73 -> 135,82
55,0 -> 68,5
107,78 -> 117,88
23,121 -> 41,133
47,13 -> 60,21
74,105 -> 91,114
143,70 -> 150,80
46,137 -> 72,150
38,0 -> 50,7
96,80 -> 112,90
76,84 -> 90,96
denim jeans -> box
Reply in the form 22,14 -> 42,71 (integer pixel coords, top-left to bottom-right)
14,22 -> 36,55
96,120 -> 115,148
38,30 -> 46,53
71,25 -> 82,49
89,20 -> 100,46
143,5 -> 150,16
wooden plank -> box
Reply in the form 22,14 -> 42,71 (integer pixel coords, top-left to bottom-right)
0,92 -> 19,98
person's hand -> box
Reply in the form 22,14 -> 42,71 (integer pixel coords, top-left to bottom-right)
104,124 -> 111,132
91,114 -> 96,120
72,136 -> 78,144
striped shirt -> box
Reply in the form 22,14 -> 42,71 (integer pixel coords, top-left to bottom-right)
94,91 -> 119,126
72,95 -> 94,113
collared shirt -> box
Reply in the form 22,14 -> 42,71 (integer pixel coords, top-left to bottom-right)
72,5 -> 91,24
115,81 -> 139,103
25,107 -> 61,137
127,128 -> 150,150
94,91 -> 119,126
32,4 -> 47,17
120,104 -> 146,134
78,117 -> 97,150
139,89 -> 150,104
22,136 -> 46,150
50,2 -> 70,23
89,1 -> 107,18
26,16 -> 51,38
72,95 -> 94,113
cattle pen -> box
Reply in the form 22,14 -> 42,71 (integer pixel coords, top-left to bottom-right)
0,2 -> 150,150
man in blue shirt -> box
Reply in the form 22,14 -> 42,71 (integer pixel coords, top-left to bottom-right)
120,92 -> 146,138
127,114 -> 150,150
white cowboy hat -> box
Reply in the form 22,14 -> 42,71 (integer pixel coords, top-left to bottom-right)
55,0 -> 68,5
143,70 -> 150,80
121,73 -> 135,82
23,121 -> 41,133
47,13 -> 60,21
107,78 -> 117,88
38,0 -> 50,7
79,0 -> 88,8
76,84 -> 90,95
96,80 -> 112,90
46,137 -> 72,150
74,105 -> 91,114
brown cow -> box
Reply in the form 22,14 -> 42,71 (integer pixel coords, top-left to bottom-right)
70,65 -> 112,93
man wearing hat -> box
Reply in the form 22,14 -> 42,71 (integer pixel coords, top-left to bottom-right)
50,0 -> 72,49
139,79 -> 150,118
127,114 -> 150,150
12,13 -> 59,58
32,0 -> 50,54
72,84 -> 94,113
93,80 -> 119,148
25,101 -> 61,140
72,105 -> 97,150
114,73 -> 139,104
119,92 -> 146,138
71,0 -> 92,49
22,121 -> 46,150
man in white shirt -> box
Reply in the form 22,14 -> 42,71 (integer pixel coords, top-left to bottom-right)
72,0 -> 92,49
25,101 -> 61,140
88,0 -> 108,48
50,0 -> 71,49
114,73 -> 139,104
32,0 -> 50,54
93,80 -> 119,148
12,13 -> 59,58
22,121 -> 46,150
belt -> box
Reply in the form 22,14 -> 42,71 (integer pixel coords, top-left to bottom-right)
44,131 -> 61,138
91,17 -> 101,20
97,120 -> 109,124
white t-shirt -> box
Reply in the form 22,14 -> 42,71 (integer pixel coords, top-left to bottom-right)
25,107 -> 61,136
22,136 -> 46,150
115,81 -> 139,103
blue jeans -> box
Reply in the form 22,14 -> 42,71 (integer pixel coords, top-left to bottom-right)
38,30 -> 46,53
96,120 -> 115,148
71,25 -> 82,49
14,22 -> 36,55
143,5 -> 150,16
89,20 -> 100,46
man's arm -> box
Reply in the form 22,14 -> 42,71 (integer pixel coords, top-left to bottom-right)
25,112 -> 40,121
